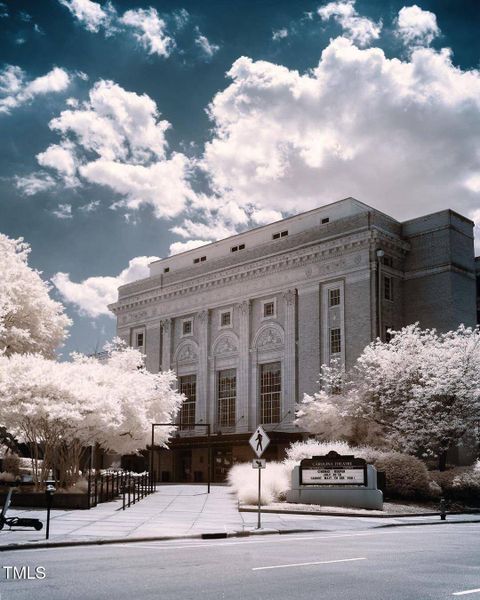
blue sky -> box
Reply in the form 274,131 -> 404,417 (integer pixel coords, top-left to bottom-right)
1,0 -> 479,357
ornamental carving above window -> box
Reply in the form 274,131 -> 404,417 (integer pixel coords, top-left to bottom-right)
214,335 -> 238,355
256,327 -> 283,349
176,343 -> 198,362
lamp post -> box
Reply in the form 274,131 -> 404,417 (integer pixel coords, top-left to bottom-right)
150,422 -> 212,493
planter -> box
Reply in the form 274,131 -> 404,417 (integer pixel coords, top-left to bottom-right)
0,492 -> 91,510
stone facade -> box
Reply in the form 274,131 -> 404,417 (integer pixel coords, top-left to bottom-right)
109,197 -> 478,482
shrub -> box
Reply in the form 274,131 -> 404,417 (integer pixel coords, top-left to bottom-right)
0,471 -> 16,482
431,466 -> 480,506
227,461 -> 290,504
2,454 -> 20,475
363,451 -> 432,499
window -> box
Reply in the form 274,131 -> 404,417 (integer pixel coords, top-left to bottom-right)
280,230 -> 288,237
220,311 -> 231,327
200,256 -> 206,262
330,328 -> 341,355
272,230 -> 288,240
263,301 -> 275,318
383,255 -> 393,268
217,369 -> 236,428
272,233 -> 280,240
385,326 -> 393,343
384,275 -> 393,301
163,267 -> 170,273
135,332 -> 144,348
193,257 -> 200,264
321,217 -> 330,224
182,319 -> 192,336
260,362 -> 281,424
179,375 -> 196,429
329,288 -> 340,307
231,244 -> 245,253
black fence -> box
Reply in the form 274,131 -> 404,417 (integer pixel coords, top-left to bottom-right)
88,470 -> 153,509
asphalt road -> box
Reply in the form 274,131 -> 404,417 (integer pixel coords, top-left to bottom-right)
0,523 -> 479,600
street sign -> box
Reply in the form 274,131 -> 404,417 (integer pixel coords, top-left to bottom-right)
249,425 -> 270,458
252,459 -> 266,469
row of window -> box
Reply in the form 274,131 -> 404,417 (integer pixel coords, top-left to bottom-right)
137,324 -> 342,357
163,217 -> 333,273
178,300 -> 276,337
178,362 -> 282,429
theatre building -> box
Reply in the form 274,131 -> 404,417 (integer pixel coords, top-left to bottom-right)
109,197 -> 477,482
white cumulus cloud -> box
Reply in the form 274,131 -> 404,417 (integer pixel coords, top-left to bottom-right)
0,65 -> 70,114
318,0 -> 382,47
29,80 -> 197,218
168,239 -> 210,256
58,0 -> 115,33
194,30 -> 220,58
395,5 -> 440,48
14,172 -> 56,196
37,142 -> 78,187
121,7 -> 174,57
52,256 -> 159,318
202,37 -> 480,230
272,28 -> 289,41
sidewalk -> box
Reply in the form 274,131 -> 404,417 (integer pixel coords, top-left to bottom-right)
1,485 -> 479,551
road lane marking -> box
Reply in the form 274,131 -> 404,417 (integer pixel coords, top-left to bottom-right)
252,557 -> 367,571
453,589 -> 480,596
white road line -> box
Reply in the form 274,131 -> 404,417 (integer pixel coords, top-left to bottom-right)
252,557 -> 367,571
453,589 -> 480,596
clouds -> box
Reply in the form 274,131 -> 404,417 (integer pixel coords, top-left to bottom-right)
14,172 -> 56,196
0,65 -> 70,114
168,239 -> 210,256
58,1 -> 219,61
25,80 -> 197,218
194,28 -> 220,58
52,256 -> 159,318
58,0 -> 114,34
318,0 -> 382,47
202,37 -> 480,228
395,5 -> 440,48
120,7 -> 174,57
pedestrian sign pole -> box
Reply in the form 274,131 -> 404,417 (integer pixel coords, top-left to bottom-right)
249,426 -> 270,530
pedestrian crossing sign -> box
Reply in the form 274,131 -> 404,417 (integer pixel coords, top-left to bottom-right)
249,425 -> 270,458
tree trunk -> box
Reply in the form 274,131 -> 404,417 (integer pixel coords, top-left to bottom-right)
438,450 -> 447,472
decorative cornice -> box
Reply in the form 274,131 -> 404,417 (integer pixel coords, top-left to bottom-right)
110,228 -> 408,318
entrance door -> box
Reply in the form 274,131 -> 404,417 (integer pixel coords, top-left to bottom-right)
213,448 -> 233,482
178,450 -> 192,482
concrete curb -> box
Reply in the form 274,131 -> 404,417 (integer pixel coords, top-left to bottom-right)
239,507 -> 480,519
1,518 -> 479,552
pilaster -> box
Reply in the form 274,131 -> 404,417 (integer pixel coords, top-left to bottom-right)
145,322 -> 161,373
160,318 -> 172,371
196,310 -> 209,426
236,300 -> 250,433
282,289 -> 297,422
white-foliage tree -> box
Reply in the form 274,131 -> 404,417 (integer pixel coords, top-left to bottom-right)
0,341 -> 183,488
296,325 -> 480,469
0,234 -> 71,358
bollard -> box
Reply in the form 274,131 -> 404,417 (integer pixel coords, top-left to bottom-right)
440,497 -> 447,521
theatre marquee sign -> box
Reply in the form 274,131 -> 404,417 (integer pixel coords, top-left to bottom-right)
299,451 -> 367,486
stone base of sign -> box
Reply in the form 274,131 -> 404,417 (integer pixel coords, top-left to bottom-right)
286,465 -> 383,510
